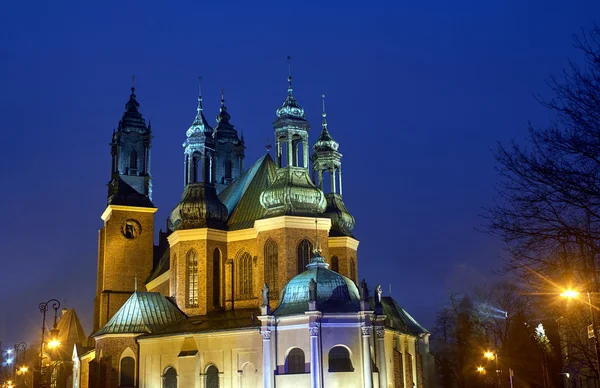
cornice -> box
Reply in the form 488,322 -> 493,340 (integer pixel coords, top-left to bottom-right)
145,270 -> 170,292
254,216 -> 331,234
101,205 -> 158,222
328,236 -> 360,250
168,216 -> 332,247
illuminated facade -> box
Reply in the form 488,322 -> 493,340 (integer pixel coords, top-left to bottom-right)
74,72 -> 434,388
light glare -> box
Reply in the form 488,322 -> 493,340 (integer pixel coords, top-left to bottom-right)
560,289 -> 580,299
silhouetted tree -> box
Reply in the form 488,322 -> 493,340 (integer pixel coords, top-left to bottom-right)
484,24 -> 600,380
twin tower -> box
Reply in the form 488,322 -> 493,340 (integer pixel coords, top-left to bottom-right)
93,72 -> 356,332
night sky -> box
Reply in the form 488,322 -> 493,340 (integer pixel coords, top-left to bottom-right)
1,0 -> 599,345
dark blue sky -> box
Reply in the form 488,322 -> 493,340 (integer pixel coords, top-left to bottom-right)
1,0 -> 598,344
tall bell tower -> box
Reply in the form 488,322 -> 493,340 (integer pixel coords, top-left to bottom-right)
93,80 -> 157,332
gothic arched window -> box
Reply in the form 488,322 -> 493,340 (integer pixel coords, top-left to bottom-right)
205,365 -> 219,388
264,240 -> 278,295
238,252 -> 253,299
186,250 -> 198,307
285,348 -> 306,374
120,357 -> 135,386
171,254 -> 177,297
297,239 -> 313,274
225,160 -> 232,179
328,346 -> 353,372
330,256 -> 339,272
129,149 -> 138,170
213,248 -> 221,308
163,367 -> 177,388
350,258 -> 357,282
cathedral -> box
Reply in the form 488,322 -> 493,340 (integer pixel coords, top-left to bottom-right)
72,70 -> 435,388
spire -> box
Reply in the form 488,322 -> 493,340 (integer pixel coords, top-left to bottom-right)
125,74 -> 140,113
186,76 -> 213,137
287,56 -> 293,95
321,94 -> 328,128
216,88 -> 231,124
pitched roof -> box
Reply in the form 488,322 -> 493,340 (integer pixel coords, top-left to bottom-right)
94,292 -> 186,336
218,153 -> 277,230
141,308 -> 260,338
370,296 -> 429,335
56,308 -> 87,347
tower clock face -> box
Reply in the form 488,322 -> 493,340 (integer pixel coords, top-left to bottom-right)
122,219 -> 142,239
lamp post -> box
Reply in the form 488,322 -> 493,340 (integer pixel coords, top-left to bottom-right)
37,299 -> 60,388
561,289 -> 600,384
12,343 -> 26,382
484,351 -> 500,388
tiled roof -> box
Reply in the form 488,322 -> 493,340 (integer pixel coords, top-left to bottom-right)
95,292 -> 186,336
108,177 -> 154,208
57,308 -> 88,347
370,296 -> 429,335
218,154 -> 277,230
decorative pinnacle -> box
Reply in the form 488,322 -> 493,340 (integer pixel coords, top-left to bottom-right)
322,94 -> 326,118
197,76 -> 203,112
314,219 -> 322,254
265,138 -> 272,153
221,88 -> 225,106
287,56 -> 293,94
131,74 -> 135,91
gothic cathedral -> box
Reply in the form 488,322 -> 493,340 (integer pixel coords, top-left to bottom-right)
74,71 -> 435,388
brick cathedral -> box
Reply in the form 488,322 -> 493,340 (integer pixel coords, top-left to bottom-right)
72,68 -> 435,388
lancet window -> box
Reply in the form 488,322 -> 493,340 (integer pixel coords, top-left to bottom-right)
186,250 -> 198,307
238,252 -> 253,299
297,239 -> 313,275
264,240 -> 278,296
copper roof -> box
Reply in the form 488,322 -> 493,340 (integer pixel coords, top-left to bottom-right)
94,292 -> 186,336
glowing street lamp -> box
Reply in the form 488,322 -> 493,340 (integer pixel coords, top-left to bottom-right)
561,288 -> 600,385
38,298 -> 60,386
484,350 -> 500,388
560,289 -> 580,299
477,366 -> 485,373
19,366 -> 28,373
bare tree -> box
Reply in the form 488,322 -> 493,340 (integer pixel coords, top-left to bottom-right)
484,25 -> 600,379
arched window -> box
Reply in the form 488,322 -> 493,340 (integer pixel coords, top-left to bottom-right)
349,258 -> 356,282
171,254 -> 177,297
129,149 -> 138,170
205,365 -> 219,388
163,367 -> 177,388
225,160 -> 233,179
264,240 -> 278,295
297,239 -> 313,274
213,248 -> 221,308
187,250 -> 198,307
328,346 -> 353,372
330,256 -> 339,272
286,348 -> 306,374
120,357 -> 135,386
238,252 -> 253,298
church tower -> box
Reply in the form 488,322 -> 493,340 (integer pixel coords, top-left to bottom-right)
214,91 -> 245,194
311,95 -> 358,282
260,59 -> 326,216
94,81 -> 157,332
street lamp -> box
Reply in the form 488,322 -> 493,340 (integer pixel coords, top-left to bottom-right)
484,350 -> 500,388
38,299 -> 60,388
12,343 -> 26,384
561,288 -> 600,384
477,366 -> 485,373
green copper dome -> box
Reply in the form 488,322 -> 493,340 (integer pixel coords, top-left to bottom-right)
323,193 -> 355,237
169,183 -> 229,230
273,252 -> 361,316
259,166 -> 326,217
